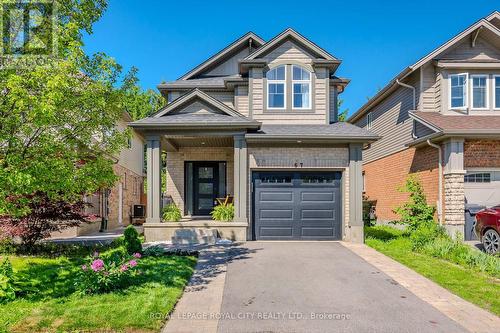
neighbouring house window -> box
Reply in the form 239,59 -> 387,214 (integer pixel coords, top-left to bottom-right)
495,75 -> 500,109
464,173 -> 491,183
367,112 -> 373,129
133,177 -> 137,195
123,173 -> 127,190
127,137 -> 132,149
266,65 -> 286,109
362,172 -> 366,192
450,73 -> 467,109
471,75 -> 488,109
292,65 -> 311,109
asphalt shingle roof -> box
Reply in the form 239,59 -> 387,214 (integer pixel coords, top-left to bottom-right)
412,112 -> 500,132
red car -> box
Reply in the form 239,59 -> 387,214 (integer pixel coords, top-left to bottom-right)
475,206 -> 500,255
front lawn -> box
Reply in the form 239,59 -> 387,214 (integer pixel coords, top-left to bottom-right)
0,253 -> 196,332
365,226 -> 500,316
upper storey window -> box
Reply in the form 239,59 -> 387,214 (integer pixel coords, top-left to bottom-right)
494,75 -> 500,109
292,65 -> 311,109
450,73 -> 467,109
471,75 -> 488,109
267,65 -> 286,109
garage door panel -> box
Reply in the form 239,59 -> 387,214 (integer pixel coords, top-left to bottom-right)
301,209 -> 334,219
253,171 -> 342,240
260,209 -> 293,219
301,191 -> 335,202
259,191 -> 293,202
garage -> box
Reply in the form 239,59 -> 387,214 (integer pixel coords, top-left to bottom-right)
464,169 -> 500,208
252,171 -> 342,240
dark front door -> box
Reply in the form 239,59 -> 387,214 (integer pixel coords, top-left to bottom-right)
253,171 -> 342,240
193,162 -> 219,215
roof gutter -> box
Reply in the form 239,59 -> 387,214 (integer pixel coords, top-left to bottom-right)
426,139 -> 443,225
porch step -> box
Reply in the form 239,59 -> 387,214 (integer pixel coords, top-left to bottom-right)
172,228 -> 218,245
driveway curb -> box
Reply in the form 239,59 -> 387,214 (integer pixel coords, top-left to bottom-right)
341,242 -> 500,333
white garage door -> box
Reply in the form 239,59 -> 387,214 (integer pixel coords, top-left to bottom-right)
464,169 -> 500,208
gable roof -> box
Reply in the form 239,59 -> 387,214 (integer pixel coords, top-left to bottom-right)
348,12 -> 500,123
244,28 -> 339,61
178,32 -> 265,80
130,89 -> 261,129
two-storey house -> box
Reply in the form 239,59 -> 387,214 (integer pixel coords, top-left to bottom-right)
349,12 -> 500,239
130,29 -> 377,243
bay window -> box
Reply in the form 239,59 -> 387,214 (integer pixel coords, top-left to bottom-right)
471,75 -> 488,109
266,65 -> 286,109
450,73 -> 467,109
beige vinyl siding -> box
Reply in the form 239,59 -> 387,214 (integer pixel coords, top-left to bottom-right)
206,91 -> 235,109
329,86 -> 337,122
420,63 -> 437,111
261,40 -> 314,64
437,37 -> 500,62
204,47 -> 252,77
234,85 -> 249,116
173,100 -> 224,115
355,76 -> 417,163
435,70 -> 442,111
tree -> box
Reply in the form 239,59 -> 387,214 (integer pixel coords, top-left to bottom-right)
0,0 -> 149,244
338,97 -> 348,121
393,175 -> 436,231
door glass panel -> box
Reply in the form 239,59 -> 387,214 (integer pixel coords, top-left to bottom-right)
199,183 -> 214,194
198,167 -> 213,179
198,198 -> 213,210
301,173 -> 340,184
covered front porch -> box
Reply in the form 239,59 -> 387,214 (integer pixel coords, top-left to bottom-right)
142,131 -> 251,241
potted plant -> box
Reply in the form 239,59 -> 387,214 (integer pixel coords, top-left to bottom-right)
162,203 -> 182,222
211,203 -> 234,222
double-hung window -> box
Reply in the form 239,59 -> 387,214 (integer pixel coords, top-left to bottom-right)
471,75 -> 488,109
450,73 -> 467,109
494,75 -> 500,109
267,65 -> 286,109
292,65 -> 311,109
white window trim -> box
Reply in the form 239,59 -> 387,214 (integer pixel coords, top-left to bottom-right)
449,73 -> 468,111
470,74 -> 489,110
291,65 -> 312,110
367,112 -> 373,129
267,65 -> 286,110
494,75 -> 500,110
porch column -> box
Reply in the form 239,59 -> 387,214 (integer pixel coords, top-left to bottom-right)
443,138 -> 465,238
233,135 -> 248,223
348,143 -> 364,243
146,135 -> 162,224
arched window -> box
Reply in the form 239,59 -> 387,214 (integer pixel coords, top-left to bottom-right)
292,65 -> 311,109
266,65 -> 286,109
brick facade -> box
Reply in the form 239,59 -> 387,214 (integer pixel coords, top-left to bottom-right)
464,140 -> 500,168
107,164 -> 144,230
166,147 -> 234,215
363,146 -> 440,222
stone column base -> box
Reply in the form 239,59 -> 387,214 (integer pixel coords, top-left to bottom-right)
443,224 -> 465,240
344,225 -> 364,243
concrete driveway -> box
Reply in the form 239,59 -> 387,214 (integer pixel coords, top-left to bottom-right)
217,242 -> 468,333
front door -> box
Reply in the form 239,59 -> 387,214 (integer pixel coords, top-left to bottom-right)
193,162 -> 219,215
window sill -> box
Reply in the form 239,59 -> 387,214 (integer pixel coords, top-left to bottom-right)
263,109 -> 316,114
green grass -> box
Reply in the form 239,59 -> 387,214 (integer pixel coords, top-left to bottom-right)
365,226 -> 500,316
0,254 -> 197,333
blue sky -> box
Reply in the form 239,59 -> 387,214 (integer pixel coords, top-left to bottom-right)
83,1 -> 498,117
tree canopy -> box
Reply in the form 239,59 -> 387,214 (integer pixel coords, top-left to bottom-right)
0,0 -> 163,218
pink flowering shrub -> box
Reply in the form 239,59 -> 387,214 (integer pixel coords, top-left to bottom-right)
77,251 -> 141,294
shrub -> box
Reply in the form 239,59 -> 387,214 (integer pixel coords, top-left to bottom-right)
410,223 -> 445,250
143,245 -> 165,257
77,251 -> 142,294
162,203 -> 182,222
123,225 -> 142,255
0,193 -> 88,248
393,175 -> 436,231
0,259 -> 16,303
211,203 -> 234,222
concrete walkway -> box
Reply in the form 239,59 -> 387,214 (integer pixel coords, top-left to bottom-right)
162,242 -> 499,333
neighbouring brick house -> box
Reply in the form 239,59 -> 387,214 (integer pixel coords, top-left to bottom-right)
130,29 -> 378,243
53,112 -> 146,238
349,11 -> 500,239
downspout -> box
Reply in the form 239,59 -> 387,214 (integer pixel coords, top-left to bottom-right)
427,139 -> 443,225
396,79 -> 418,138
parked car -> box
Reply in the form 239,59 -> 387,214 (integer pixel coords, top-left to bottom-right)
474,206 -> 500,254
